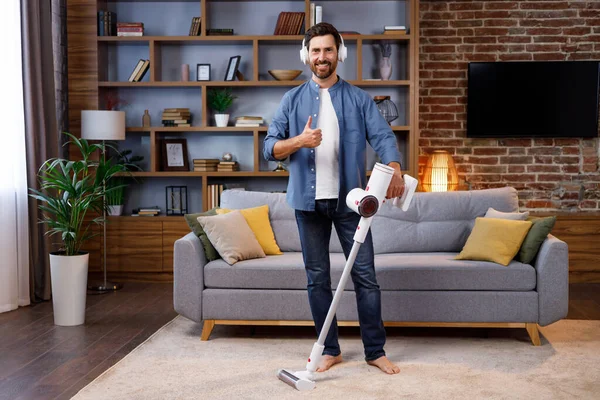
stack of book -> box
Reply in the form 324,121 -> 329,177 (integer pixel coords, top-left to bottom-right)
273,11 -> 305,35
235,116 -> 263,127
193,158 -> 219,172
128,59 -> 150,82
97,11 -> 117,36
188,17 -> 201,36
133,207 -> 161,217
162,108 -> 191,127
117,22 -> 144,36
383,25 -> 407,34
217,161 -> 239,172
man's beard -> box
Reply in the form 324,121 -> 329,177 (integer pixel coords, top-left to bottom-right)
311,60 -> 336,79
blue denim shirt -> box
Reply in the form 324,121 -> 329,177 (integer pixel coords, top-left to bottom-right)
263,77 -> 402,212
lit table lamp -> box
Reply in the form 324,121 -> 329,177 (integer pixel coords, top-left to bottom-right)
422,150 -> 459,192
81,110 -> 126,292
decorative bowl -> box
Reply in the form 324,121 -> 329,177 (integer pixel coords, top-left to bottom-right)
268,69 -> 302,81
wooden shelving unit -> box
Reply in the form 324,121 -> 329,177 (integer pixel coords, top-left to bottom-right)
68,0 -> 420,279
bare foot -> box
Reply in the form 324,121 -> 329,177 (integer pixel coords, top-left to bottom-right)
316,354 -> 343,372
367,356 -> 400,374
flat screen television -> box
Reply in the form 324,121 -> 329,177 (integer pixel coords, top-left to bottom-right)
467,61 -> 600,138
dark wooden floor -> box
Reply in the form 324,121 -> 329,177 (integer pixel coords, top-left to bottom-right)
0,282 -> 599,400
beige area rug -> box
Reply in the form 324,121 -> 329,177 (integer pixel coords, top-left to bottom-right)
73,316 -> 600,400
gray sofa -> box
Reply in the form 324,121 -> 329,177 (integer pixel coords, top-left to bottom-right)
173,187 -> 568,345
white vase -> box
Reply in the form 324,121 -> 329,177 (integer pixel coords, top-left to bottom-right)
380,57 -> 392,80
108,205 -> 123,216
215,114 -> 229,127
49,252 -> 89,326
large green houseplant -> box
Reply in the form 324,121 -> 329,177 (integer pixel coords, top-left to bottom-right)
29,132 -> 128,326
208,88 -> 237,127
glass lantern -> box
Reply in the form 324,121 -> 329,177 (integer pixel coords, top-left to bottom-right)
374,95 -> 398,124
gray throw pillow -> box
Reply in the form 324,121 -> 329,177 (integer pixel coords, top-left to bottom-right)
484,207 -> 529,220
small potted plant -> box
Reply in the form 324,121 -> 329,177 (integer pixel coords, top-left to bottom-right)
104,148 -> 144,216
29,132 -> 128,326
208,88 -> 237,127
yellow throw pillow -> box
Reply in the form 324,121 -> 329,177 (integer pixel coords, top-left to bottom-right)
216,205 -> 283,255
455,217 -> 532,266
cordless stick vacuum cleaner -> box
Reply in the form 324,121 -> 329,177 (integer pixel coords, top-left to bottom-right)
277,163 -> 418,391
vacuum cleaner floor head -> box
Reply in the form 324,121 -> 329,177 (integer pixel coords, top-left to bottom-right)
277,369 -> 316,391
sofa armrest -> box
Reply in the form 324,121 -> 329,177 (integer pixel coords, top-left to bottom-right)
173,232 -> 207,323
534,234 -> 569,326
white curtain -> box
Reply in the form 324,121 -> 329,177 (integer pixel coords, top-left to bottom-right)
0,0 -> 30,313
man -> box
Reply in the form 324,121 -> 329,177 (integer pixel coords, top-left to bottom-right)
263,22 -> 404,375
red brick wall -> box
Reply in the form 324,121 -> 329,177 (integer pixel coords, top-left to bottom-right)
419,0 -> 600,211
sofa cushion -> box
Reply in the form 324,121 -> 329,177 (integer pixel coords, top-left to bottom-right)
216,205 -> 283,255
197,210 -> 266,265
203,252 -> 536,291
518,216 -> 557,264
184,207 -> 221,261
484,207 -> 529,220
455,217 -> 533,266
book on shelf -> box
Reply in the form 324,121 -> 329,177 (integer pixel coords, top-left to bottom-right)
97,10 -> 117,36
235,115 -> 264,127
117,22 -> 143,27
188,17 -> 201,36
383,25 -> 407,34
315,6 -> 322,25
207,28 -> 234,36
128,59 -> 144,82
217,161 -> 240,172
193,158 -> 219,172
384,25 -> 406,30
117,22 -> 144,35
206,184 -> 224,210
161,108 -> 191,127
236,116 -> 263,121
132,206 -> 160,216
118,32 -> 144,37
133,60 -> 150,82
274,11 -> 304,35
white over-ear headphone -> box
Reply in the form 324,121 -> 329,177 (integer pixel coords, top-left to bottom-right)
300,34 -> 347,65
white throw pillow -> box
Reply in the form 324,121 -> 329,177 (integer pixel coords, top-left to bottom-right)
484,207 -> 529,220
197,210 -> 266,265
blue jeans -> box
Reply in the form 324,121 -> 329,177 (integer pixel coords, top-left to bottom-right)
295,199 -> 386,361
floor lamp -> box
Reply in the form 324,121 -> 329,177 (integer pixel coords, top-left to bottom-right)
81,110 -> 126,292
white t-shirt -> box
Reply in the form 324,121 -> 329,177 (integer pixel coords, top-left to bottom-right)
315,88 -> 340,200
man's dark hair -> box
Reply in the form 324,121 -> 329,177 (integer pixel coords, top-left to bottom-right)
304,22 -> 341,52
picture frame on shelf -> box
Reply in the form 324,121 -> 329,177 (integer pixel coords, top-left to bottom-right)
161,138 -> 189,172
225,55 -> 241,81
197,64 -> 211,81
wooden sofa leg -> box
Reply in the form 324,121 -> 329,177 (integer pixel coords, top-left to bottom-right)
526,323 -> 541,346
201,320 -> 215,341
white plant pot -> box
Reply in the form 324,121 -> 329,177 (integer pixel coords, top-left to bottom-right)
108,205 -> 123,216
49,252 -> 89,326
215,114 -> 229,127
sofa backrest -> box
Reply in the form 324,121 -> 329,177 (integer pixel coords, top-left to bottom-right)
219,186 -> 519,254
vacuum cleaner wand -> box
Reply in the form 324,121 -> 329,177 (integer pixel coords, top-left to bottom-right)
277,163 -> 418,391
